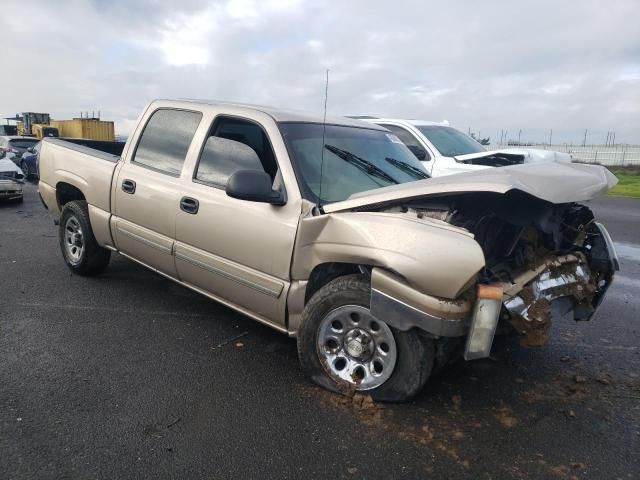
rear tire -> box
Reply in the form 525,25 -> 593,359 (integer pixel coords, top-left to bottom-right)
59,200 -> 111,276
297,274 -> 435,402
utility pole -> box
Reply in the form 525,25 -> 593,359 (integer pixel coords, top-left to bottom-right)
612,131 -> 616,146
549,128 -> 553,146
518,129 -> 522,145
583,129 -> 587,147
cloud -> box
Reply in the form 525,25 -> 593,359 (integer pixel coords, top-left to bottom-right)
0,0 -> 638,144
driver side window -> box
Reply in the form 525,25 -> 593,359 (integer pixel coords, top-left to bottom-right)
194,117 -> 277,188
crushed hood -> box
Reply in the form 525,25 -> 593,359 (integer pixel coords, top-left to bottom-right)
0,159 -> 24,184
323,162 -> 617,214
0,158 -> 21,174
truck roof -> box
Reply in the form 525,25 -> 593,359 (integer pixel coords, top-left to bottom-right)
159,99 -> 388,130
360,118 -> 450,127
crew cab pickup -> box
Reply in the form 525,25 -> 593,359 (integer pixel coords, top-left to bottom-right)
38,100 -> 619,401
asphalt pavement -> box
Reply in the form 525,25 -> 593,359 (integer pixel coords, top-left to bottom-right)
1,184 -> 638,479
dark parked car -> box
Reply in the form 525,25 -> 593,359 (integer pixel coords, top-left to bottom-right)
1,136 -> 40,164
20,141 -> 41,179
1,136 -> 40,179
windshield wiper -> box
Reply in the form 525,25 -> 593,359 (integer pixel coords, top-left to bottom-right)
384,157 -> 430,179
324,145 -> 399,185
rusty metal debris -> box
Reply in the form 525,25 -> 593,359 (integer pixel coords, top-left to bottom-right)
503,254 -> 599,347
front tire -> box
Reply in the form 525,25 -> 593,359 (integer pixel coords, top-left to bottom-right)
297,274 -> 435,402
59,200 -> 111,276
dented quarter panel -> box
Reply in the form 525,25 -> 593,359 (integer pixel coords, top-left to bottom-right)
291,210 -> 486,299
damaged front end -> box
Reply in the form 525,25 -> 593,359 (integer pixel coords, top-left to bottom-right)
411,192 -> 619,351
500,221 -> 618,347
319,163 -> 618,359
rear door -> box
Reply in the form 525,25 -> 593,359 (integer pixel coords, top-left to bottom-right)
173,112 -> 301,328
112,107 -> 203,276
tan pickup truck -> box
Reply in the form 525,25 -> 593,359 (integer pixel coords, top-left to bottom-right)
38,99 -> 619,401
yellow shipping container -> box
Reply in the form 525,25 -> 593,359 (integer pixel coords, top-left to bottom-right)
50,119 -> 115,141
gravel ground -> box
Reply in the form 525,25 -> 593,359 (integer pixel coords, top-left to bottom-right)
1,183 -> 638,479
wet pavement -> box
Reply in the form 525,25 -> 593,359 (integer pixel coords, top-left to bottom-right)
1,184 -> 638,479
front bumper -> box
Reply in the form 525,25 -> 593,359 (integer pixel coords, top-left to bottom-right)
370,224 -> 618,358
0,181 -> 23,200
370,268 -> 473,336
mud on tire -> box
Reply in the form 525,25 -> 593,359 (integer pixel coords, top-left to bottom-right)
297,274 -> 435,402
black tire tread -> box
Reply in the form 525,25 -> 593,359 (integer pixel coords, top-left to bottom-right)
297,274 -> 435,402
59,200 -> 110,276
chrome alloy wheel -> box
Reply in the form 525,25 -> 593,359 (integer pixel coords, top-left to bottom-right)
316,305 -> 397,390
64,216 -> 84,264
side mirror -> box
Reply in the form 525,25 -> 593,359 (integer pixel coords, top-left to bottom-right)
226,170 -> 285,205
27,147 -> 34,153
407,145 -> 428,161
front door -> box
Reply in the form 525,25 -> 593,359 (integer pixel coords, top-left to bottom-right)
174,114 -> 300,328
113,108 -> 203,276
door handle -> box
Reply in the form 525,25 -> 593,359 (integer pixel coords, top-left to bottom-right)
180,196 -> 199,214
121,179 -> 136,194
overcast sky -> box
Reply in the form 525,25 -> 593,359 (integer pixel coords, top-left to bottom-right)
2,0 -> 639,144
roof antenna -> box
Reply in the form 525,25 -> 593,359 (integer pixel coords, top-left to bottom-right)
318,69 -> 329,207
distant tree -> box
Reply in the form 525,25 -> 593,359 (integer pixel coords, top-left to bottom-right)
480,137 -> 490,145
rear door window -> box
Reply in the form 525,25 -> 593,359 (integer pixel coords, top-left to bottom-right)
132,109 -> 202,175
379,125 -> 420,149
379,124 -> 431,161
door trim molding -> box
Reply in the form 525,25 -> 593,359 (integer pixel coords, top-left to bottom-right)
174,250 -> 283,298
117,226 -> 172,254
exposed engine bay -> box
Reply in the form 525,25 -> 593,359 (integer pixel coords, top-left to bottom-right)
375,190 -> 618,347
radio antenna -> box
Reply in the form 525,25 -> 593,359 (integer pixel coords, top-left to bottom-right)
318,69 -> 329,206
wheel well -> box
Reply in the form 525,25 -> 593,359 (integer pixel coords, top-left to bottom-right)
305,262 -> 370,303
56,182 -> 86,209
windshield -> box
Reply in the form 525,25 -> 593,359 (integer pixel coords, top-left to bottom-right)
280,123 -> 430,204
416,126 -> 485,157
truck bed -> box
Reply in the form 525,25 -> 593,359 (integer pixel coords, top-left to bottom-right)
60,138 -> 126,156
38,138 -> 122,215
